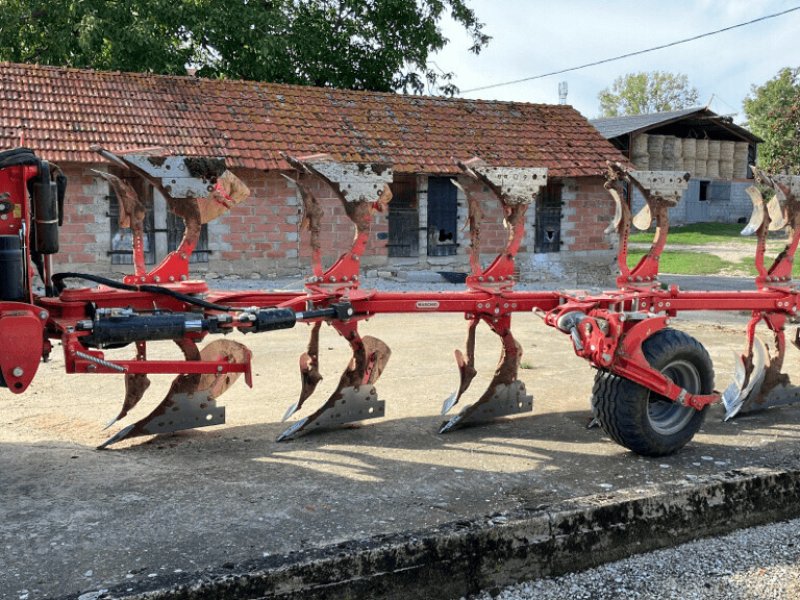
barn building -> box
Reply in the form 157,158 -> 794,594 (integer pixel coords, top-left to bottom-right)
0,62 -> 628,283
591,107 -> 762,224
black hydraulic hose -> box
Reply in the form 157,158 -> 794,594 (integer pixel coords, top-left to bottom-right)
51,272 -> 236,312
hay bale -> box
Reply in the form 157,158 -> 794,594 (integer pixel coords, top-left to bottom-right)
682,138 -> 697,159
672,137 -> 683,161
694,159 -> 707,177
632,154 -> 650,170
707,140 -> 721,160
733,141 -> 749,162
682,158 -> 696,175
734,142 -> 749,178
720,141 -> 735,161
662,137 -> 675,170
706,159 -> 720,178
631,134 -> 649,157
696,139 -> 709,160
648,134 -> 664,153
720,160 -> 734,179
648,135 -> 664,170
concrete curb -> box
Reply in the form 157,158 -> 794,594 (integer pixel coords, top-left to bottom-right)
81,467 -> 800,600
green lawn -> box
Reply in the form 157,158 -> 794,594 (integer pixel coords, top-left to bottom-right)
625,222 -> 795,276
627,251 -> 800,277
628,222 -> 755,245
627,251 -> 730,275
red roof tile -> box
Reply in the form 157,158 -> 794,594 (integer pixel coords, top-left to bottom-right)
0,62 -> 626,177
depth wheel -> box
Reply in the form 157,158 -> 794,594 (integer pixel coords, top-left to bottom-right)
591,328 -> 714,456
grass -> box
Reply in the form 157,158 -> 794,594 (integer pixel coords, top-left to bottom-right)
627,251 -> 730,275
628,222 -> 755,245
626,222 -> 796,276
627,250 -> 800,277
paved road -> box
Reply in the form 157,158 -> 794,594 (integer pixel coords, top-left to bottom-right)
468,517 -> 800,600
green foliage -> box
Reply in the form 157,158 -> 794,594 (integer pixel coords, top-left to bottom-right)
598,71 -> 700,117
743,67 -> 800,174
0,0 -> 489,94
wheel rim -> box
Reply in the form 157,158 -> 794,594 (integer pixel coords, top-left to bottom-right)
647,358 -> 701,436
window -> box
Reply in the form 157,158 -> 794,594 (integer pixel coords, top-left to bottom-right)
107,176 -> 155,265
387,175 -> 419,257
699,180 -> 709,201
535,181 -> 562,253
167,209 -> 210,263
427,176 -> 458,257
108,177 -> 209,265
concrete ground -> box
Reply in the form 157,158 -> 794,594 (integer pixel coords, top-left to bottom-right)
3,303 -> 800,599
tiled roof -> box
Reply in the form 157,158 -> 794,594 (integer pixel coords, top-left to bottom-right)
0,62 -> 626,177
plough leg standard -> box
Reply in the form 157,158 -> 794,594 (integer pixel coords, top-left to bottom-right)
2,145 -> 799,456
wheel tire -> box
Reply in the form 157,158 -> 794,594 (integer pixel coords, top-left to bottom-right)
591,328 -> 714,457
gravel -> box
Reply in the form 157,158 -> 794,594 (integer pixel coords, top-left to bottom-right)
466,517 -> 800,600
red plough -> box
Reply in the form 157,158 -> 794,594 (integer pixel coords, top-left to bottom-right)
2,144 -> 799,455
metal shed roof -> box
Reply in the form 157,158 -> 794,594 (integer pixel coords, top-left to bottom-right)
591,107 -> 762,144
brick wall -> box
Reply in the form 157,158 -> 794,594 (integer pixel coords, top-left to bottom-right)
57,163 -> 111,272
52,167 -> 616,284
211,169 -> 391,275
560,176 -> 615,252
522,176 -> 616,285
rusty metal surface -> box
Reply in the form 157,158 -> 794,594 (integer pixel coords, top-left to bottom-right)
106,341 -> 150,429
459,159 -> 548,205
277,327 -> 391,441
99,338 -> 204,448
771,174 -> 800,197
120,151 -> 224,198
197,170 -> 250,224
302,157 -> 393,203
627,170 -> 691,204
282,322 -> 324,422
197,339 -> 251,398
91,170 -> 148,275
442,319 -> 479,414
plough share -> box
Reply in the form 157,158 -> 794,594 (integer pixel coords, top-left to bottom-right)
2,144 -> 800,456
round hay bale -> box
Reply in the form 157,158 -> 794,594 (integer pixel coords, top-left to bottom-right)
694,159 -> 707,177
695,139 -> 708,160
648,134 -> 664,155
720,160 -> 734,179
649,155 -> 663,171
631,134 -> 649,157
632,154 -> 650,170
661,137 -> 675,170
682,158 -> 696,174
672,137 -> 683,161
706,159 -> 720,178
682,138 -> 697,159
707,140 -> 721,160
648,135 -> 664,170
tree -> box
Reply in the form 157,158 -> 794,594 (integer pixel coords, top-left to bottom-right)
743,67 -> 800,174
0,0 -> 489,95
598,71 -> 700,117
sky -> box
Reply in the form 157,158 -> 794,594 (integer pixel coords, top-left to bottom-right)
431,0 -> 800,122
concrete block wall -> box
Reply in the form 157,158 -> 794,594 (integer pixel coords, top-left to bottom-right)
632,179 -> 753,226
